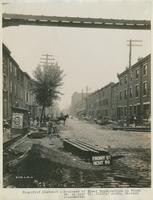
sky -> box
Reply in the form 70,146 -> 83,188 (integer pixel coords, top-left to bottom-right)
2,0 -> 151,110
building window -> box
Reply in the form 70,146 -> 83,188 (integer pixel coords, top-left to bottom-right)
124,90 -> 127,99
130,87 -> 132,98
136,69 -> 139,79
14,84 -> 16,95
134,106 -> 137,114
17,69 -> 20,80
3,100 -> 8,119
143,82 -> 147,96
10,61 -> 12,73
130,106 -> 132,115
130,73 -> 132,81
125,75 -> 127,84
120,91 -> 122,100
135,85 -> 139,97
124,107 -> 127,116
120,79 -> 122,86
10,81 -> 13,93
14,66 -> 17,77
143,64 -> 147,75
3,75 -> 7,90
26,92 -> 29,102
120,107 -> 123,117
25,92 -> 28,102
3,57 -> 7,74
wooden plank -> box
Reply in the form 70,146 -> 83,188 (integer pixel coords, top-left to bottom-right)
63,140 -> 89,152
74,138 -> 108,154
65,139 -> 98,153
63,138 -> 112,165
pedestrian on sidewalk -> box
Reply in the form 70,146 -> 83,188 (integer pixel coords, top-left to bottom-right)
33,119 -> 37,128
47,120 -> 54,136
134,115 -> 137,127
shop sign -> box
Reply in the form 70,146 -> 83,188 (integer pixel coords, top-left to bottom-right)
12,112 -> 23,129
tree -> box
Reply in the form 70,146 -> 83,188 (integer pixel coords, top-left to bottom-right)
32,63 -> 64,122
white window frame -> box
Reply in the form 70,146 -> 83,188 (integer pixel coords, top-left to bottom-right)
143,81 -> 147,96
130,87 -> 132,98
124,89 -> 127,99
143,64 -> 147,76
135,84 -> 139,98
135,69 -> 139,79
119,91 -> 122,100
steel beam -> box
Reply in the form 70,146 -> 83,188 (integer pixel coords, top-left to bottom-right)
3,13 -> 151,30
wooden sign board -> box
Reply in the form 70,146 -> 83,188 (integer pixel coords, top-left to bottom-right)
92,155 -> 111,166
12,112 -> 23,129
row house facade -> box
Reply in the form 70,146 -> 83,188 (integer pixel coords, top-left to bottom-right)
116,54 -> 151,122
3,44 -> 38,121
86,82 -> 115,119
111,82 -> 119,120
83,54 -> 151,123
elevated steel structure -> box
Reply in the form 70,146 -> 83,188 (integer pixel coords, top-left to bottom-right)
3,13 -> 151,30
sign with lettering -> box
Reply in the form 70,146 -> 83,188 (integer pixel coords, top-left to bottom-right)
12,112 -> 23,129
92,155 -> 111,166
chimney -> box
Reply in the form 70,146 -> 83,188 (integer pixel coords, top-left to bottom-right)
137,57 -> 143,61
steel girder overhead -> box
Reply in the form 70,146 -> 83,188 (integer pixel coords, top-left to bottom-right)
3,14 -> 151,30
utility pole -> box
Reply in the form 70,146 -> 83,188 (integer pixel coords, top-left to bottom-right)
40,54 -> 55,66
81,89 -> 84,104
126,39 -> 142,126
86,86 -> 89,99
39,54 -> 55,121
85,86 -> 89,115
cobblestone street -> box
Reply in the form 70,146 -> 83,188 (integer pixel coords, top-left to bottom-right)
3,118 -> 151,188
60,118 -> 151,187
62,118 -> 150,149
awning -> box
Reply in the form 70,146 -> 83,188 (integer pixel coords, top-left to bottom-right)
11,106 -> 30,112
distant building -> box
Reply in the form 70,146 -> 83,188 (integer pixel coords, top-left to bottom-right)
45,101 -> 60,117
86,82 -> 115,119
70,92 -> 89,116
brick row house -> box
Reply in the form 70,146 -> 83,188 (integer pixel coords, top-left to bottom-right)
86,82 -> 115,119
71,54 -> 151,123
116,55 -> 151,123
3,44 -> 38,122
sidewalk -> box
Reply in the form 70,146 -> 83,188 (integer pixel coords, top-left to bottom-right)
3,128 -> 24,146
113,126 -> 151,132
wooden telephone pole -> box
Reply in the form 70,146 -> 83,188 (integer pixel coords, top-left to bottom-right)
40,54 -> 55,66
126,39 -> 142,126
